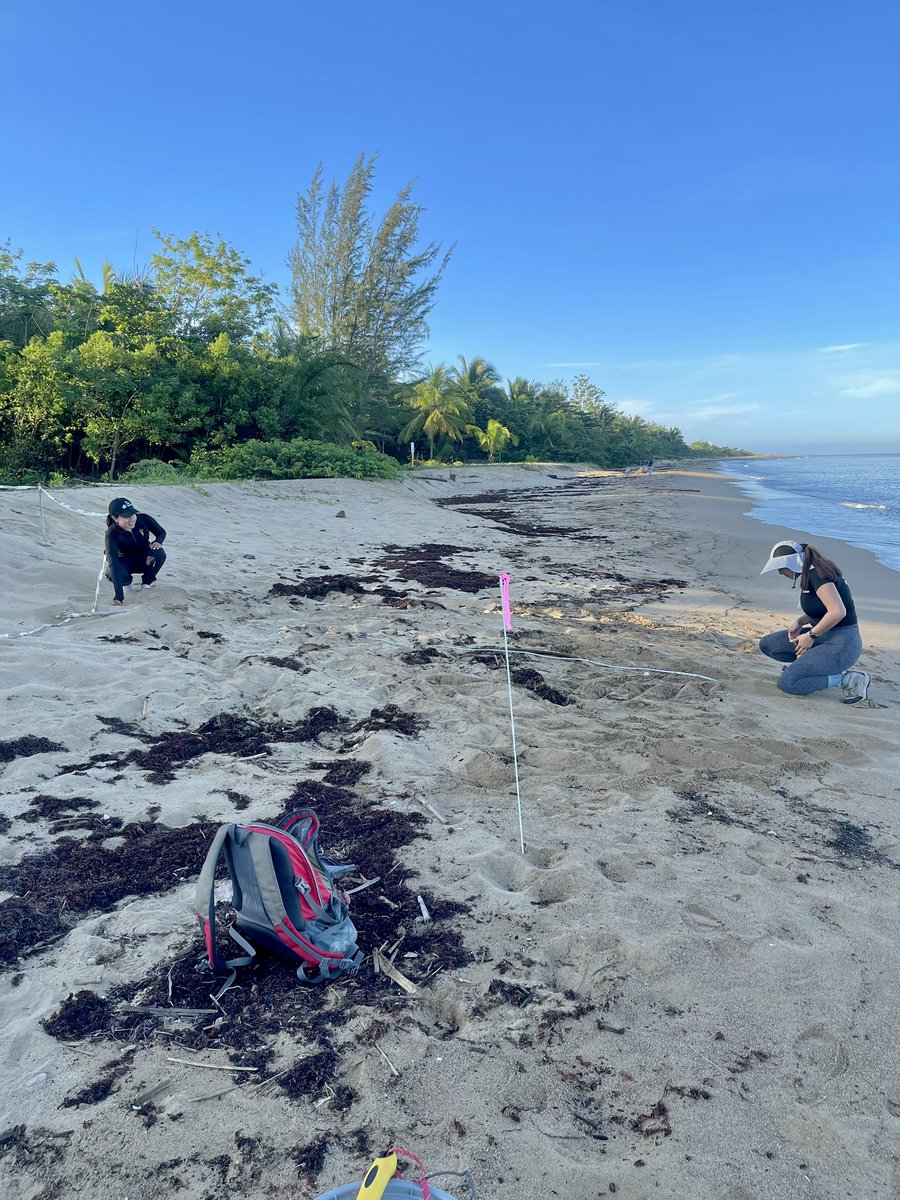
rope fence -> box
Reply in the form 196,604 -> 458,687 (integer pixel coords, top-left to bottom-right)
1,484 -> 111,640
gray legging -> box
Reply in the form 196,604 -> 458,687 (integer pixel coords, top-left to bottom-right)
758,624 -> 863,696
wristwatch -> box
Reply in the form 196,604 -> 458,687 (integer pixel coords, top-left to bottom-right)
808,631 -> 819,642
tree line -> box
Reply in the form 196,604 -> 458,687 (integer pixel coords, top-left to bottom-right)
0,154 -> 749,485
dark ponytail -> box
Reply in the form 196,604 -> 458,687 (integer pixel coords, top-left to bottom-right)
800,544 -> 842,590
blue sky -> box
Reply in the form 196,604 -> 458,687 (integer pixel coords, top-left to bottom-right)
2,0 -> 898,454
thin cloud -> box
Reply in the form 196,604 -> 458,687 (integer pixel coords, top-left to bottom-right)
841,374 -> 900,399
820,342 -> 869,353
689,402 -> 761,419
610,357 -> 686,370
614,398 -> 657,417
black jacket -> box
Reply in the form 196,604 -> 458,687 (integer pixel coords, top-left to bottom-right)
105,514 -> 166,601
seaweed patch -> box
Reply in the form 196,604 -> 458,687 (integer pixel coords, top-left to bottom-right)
0,736 -> 66,763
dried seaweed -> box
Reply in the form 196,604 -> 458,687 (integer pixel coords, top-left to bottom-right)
0,736 -> 65,763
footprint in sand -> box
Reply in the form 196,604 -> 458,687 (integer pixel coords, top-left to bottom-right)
526,846 -> 566,869
541,929 -> 624,994
598,857 -> 635,883
792,1024 -> 850,1104
476,851 -> 536,894
529,871 -> 577,905
461,750 -> 516,790
680,904 -> 726,933
476,847 -> 575,906
416,992 -> 469,1038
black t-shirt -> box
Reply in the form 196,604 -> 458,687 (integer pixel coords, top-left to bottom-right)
800,567 -> 857,628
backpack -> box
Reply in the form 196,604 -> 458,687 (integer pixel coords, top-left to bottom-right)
194,808 -> 364,991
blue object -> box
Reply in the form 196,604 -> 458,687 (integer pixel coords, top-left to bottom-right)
315,1181 -> 458,1200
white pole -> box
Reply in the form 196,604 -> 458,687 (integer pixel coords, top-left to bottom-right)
38,486 -> 48,542
498,574 -> 525,854
92,553 -> 108,613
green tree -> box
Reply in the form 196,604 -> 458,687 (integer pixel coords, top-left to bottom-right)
506,381 -> 575,459
449,355 -> 500,405
1,331 -> 81,474
0,243 -> 57,348
473,417 -> 517,462
400,363 -> 472,460
289,153 -> 453,384
72,332 -> 185,479
269,324 -> 361,441
151,230 -> 278,343
450,355 -> 504,451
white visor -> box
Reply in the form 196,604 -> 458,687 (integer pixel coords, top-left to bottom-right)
760,540 -> 804,575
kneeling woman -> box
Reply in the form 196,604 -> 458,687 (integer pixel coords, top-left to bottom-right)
105,497 -> 167,605
759,540 -> 869,703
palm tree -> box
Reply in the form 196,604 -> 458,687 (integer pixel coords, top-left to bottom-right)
450,354 -> 500,400
473,417 -> 517,462
400,363 -> 472,460
266,325 -> 361,442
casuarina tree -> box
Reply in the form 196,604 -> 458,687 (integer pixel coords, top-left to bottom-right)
288,153 -> 453,386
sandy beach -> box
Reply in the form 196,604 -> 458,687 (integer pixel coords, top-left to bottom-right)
1,463 -> 898,1200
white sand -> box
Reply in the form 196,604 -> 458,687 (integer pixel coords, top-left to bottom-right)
1,465 -> 898,1200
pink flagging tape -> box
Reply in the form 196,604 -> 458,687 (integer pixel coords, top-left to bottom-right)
499,573 -> 513,631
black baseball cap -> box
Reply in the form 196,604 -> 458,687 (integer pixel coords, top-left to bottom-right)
108,498 -> 137,517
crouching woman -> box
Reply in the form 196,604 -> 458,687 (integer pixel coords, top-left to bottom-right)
758,540 -> 869,703
105,497 -> 167,606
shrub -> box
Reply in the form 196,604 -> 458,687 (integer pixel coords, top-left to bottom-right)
0,439 -> 49,486
188,438 -> 402,482
121,459 -> 184,484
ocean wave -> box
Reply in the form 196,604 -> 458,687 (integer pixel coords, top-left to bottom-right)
840,501 -> 893,511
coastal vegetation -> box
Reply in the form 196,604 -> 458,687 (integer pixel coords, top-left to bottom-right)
0,156 -> 749,485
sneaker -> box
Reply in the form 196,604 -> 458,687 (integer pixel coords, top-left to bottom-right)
143,581 -> 157,589
841,670 -> 870,704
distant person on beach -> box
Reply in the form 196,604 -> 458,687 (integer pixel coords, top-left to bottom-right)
105,498 -> 167,606
758,540 -> 869,703
646,459 -> 654,476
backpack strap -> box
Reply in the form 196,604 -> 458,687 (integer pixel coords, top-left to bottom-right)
193,824 -> 255,994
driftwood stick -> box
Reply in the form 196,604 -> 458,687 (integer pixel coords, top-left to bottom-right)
209,992 -> 229,1016
119,1005 -> 216,1017
166,1056 -> 258,1072
386,926 -> 406,960
373,948 -> 418,995
184,1083 -> 245,1103
63,1042 -> 97,1057
345,876 -> 380,895
131,1080 -> 171,1108
411,794 -> 449,824
253,1066 -> 292,1092
375,1043 -> 400,1077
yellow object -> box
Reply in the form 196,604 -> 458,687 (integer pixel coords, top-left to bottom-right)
354,1153 -> 398,1200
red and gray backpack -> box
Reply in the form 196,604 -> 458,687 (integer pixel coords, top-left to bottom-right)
194,809 -> 363,989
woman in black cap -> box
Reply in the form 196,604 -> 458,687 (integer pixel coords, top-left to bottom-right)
105,498 -> 167,605
758,539 -> 869,703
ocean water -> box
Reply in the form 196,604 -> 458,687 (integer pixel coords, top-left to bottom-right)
720,453 -> 900,574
